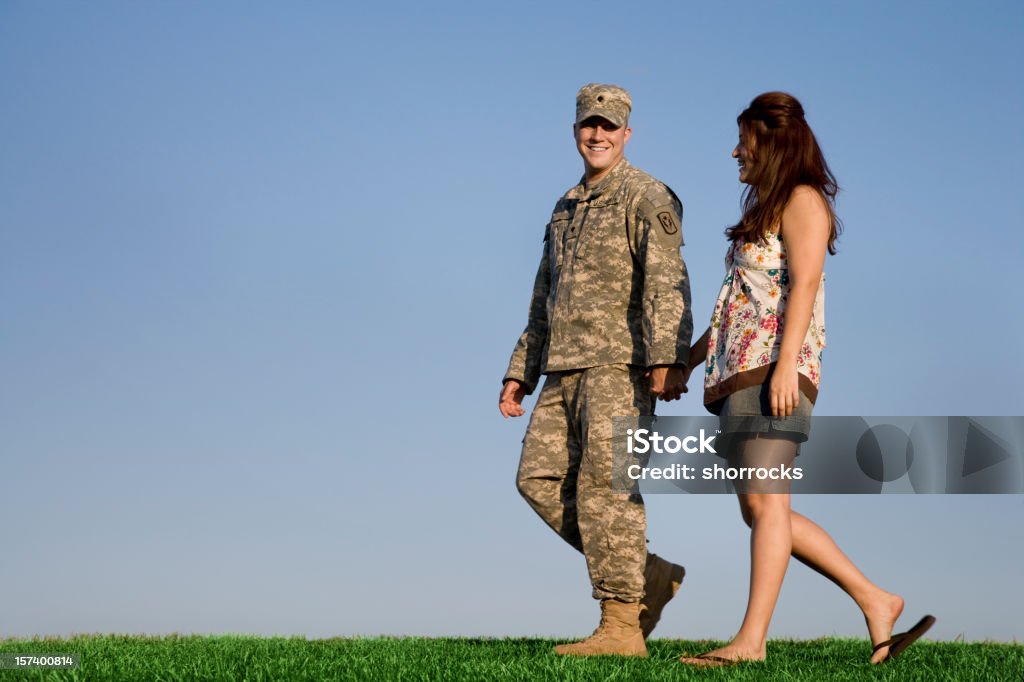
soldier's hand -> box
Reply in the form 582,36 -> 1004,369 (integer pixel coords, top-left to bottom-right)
499,380 -> 527,418
647,366 -> 688,402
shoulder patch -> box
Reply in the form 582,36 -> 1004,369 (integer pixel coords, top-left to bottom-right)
638,185 -> 683,247
656,211 -> 678,235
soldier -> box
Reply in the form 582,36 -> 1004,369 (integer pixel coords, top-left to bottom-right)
499,84 -> 693,657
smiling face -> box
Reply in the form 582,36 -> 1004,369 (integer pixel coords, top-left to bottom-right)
574,116 -> 630,183
732,123 -> 756,185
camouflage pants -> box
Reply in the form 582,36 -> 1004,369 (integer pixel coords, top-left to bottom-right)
516,364 -> 653,602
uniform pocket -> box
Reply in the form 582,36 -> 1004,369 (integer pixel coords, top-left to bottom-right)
550,218 -> 571,270
574,198 -> 618,264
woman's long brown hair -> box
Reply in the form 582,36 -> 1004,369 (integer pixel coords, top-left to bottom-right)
727,92 -> 842,254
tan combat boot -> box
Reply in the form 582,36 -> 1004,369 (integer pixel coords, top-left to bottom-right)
639,553 -> 685,638
553,599 -> 647,657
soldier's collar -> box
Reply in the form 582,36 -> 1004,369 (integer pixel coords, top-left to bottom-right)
576,158 -> 630,201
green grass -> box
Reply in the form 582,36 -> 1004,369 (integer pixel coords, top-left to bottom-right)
1,635 -> 1021,681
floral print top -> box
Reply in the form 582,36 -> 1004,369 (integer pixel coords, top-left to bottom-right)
703,232 -> 826,408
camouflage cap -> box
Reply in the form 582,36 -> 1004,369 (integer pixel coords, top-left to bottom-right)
575,83 -> 632,128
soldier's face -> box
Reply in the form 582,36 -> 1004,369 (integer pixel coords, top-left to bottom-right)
574,116 -> 630,181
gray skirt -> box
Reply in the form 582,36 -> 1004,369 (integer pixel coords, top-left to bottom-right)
717,383 -> 814,444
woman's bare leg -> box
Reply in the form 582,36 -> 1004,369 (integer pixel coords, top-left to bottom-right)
684,434 -> 905,665
736,491 -> 792,658
683,435 -> 797,663
786,510 -> 904,663
733,488 -> 905,662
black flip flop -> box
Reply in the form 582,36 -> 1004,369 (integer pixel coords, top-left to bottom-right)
873,615 -> 937,662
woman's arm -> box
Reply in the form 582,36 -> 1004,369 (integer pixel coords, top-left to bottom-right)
682,327 -> 711,387
688,328 -> 711,367
773,186 -> 830,416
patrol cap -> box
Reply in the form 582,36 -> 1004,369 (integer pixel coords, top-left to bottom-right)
575,83 -> 632,128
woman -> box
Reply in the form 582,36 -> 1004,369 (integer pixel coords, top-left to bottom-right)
679,92 -> 934,667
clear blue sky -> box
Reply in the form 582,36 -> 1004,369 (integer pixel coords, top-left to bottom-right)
2,1 -> 1022,643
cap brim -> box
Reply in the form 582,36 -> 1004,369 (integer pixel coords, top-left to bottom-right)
575,109 -> 627,128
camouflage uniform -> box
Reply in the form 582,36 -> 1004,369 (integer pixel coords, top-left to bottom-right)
505,156 -> 693,602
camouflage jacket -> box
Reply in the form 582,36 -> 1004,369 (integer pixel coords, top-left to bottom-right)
504,159 -> 693,393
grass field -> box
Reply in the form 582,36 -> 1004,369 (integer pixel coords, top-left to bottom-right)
1,635 -> 1022,681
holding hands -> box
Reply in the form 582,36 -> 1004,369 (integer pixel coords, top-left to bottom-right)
647,365 -> 688,402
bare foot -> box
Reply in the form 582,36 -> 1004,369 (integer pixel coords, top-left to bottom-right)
863,591 -> 905,664
679,641 -> 766,666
